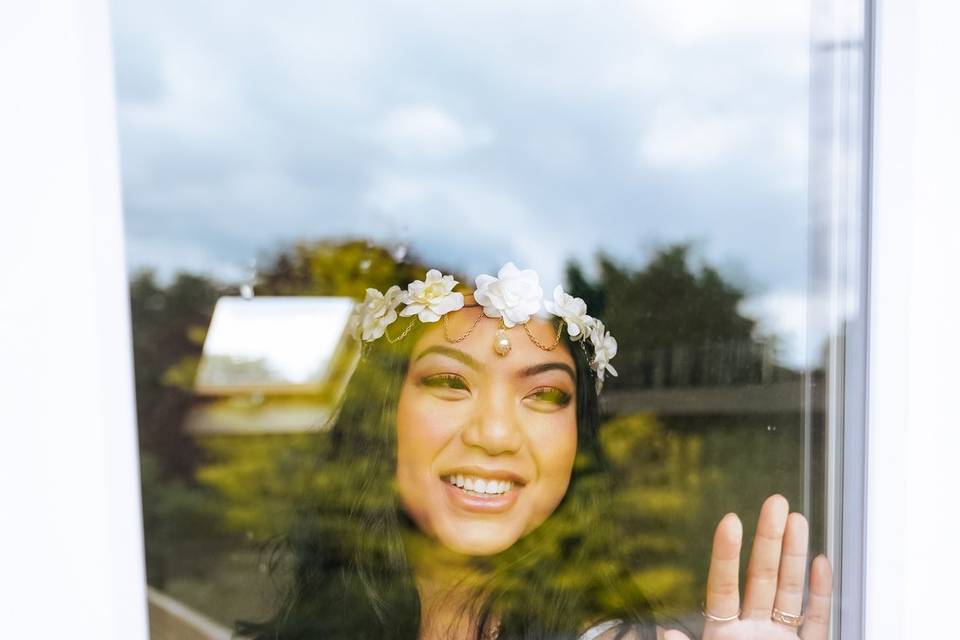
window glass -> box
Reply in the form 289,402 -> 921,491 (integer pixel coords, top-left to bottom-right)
111,2 -> 846,638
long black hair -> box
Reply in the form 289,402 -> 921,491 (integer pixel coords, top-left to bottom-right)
236,315 -> 663,640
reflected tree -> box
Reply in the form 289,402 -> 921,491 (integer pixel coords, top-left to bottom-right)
566,244 -> 794,389
256,238 -> 459,298
130,270 -> 222,479
130,271 -> 227,588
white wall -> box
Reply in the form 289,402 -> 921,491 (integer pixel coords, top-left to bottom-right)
0,1 -> 148,638
866,1 -> 960,638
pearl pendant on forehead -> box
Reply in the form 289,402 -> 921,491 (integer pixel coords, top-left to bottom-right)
493,328 -> 512,356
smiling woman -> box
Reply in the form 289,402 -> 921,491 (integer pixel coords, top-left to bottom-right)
235,265 -> 673,639
234,264 -> 831,640
397,311 -> 580,558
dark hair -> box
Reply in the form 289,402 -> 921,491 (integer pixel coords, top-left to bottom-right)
236,315 -> 662,640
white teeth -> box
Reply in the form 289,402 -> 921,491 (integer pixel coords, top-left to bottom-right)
443,475 -> 515,496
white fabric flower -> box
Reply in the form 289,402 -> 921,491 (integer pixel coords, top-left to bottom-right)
399,269 -> 465,323
473,262 -> 544,328
588,319 -> 618,392
350,285 -> 405,342
544,285 -> 593,340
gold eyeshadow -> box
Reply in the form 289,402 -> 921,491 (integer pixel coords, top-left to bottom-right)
526,387 -> 571,406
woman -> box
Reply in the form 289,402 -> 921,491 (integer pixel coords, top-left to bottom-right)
237,263 -> 832,640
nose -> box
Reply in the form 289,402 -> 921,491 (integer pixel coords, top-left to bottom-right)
460,384 -> 524,455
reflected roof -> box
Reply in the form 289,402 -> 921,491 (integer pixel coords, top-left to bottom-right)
195,296 -> 355,395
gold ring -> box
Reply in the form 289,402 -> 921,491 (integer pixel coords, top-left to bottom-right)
771,607 -> 804,627
700,602 -> 739,622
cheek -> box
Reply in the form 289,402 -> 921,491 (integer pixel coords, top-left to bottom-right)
530,419 -> 579,499
533,408 -> 578,469
396,385 -> 456,465
395,384 -> 457,519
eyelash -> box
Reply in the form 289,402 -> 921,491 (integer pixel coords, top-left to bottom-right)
421,373 -> 469,391
527,386 -> 572,406
420,375 -> 571,406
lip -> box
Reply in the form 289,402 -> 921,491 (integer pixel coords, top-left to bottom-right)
441,476 -> 521,514
439,465 -> 528,486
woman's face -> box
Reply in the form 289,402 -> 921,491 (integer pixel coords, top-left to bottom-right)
396,308 -> 579,555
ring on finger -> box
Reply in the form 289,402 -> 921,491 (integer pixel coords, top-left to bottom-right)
700,602 -> 740,622
771,607 -> 804,627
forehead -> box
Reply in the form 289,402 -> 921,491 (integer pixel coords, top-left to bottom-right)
409,308 -> 575,372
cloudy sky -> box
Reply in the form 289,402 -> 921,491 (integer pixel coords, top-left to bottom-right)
108,0 -> 812,364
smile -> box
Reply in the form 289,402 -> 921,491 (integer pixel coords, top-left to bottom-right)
439,474 -> 522,513
443,474 -> 513,495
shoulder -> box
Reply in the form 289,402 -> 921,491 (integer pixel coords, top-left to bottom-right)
578,619 -> 691,640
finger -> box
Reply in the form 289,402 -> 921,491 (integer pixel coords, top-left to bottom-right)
799,554 -> 833,640
742,494 -> 789,619
704,512 -> 743,626
772,513 -> 809,624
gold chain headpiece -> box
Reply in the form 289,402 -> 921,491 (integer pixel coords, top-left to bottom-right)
347,262 -> 618,393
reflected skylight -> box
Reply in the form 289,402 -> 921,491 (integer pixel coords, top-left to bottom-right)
195,296 -> 355,393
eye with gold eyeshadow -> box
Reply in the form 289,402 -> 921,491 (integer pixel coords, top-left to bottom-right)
419,373 -> 471,398
523,386 -> 572,410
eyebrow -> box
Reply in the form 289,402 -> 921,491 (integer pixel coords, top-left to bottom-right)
414,345 -> 485,371
413,345 -> 576,382
521,362 -> 576,383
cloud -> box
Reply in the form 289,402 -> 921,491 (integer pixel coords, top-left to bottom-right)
377,104 -> 493,159
360,171 -> 571,286
110,0 -> 814,345
639,106 -> 750,171
630,0 -> 808,45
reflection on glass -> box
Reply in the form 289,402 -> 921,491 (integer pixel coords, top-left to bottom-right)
111,2 -> 828,638
196,297 -> 355,391
130,240 -> 826,639
185,297 -> 356,435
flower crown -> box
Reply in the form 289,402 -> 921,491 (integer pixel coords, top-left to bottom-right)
347,262 -> 618,393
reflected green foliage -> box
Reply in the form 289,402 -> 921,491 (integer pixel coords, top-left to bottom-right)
129,241 -> 440,590
139,451 -> 227,589
131,271 -> 226,589
195,434 -> 322,540
196,414 -> 706,617
256,239 -> 462,298
130,270 -> 222,479
129,238 -> 811,636
600,413 -> 703,609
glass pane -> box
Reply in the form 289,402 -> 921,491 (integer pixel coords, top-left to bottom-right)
110,2 -> 854,638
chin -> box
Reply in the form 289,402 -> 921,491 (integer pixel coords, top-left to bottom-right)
435,525 -> 521,556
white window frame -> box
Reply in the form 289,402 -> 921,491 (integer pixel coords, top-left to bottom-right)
865,1 -> 960,639
809,0 -> 873,638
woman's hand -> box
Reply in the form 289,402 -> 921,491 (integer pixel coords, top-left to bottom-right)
695,494 -> 833,639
